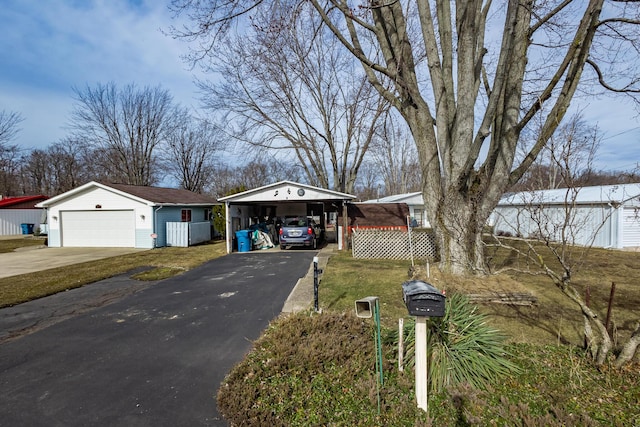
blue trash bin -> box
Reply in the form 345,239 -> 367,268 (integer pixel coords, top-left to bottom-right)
235,230 -> 251,252
21,223 -> 34,235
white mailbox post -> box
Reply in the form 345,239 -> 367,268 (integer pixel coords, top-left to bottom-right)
401,281 -> 446,413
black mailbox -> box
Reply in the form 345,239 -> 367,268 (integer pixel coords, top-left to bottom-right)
401,280 -> 446,317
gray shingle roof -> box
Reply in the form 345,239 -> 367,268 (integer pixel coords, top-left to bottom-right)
103,183 -> 217,205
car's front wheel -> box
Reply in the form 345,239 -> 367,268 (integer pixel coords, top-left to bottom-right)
280,244 -> 286,250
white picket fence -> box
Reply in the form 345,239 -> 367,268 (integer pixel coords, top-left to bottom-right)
166,221 -> 211,247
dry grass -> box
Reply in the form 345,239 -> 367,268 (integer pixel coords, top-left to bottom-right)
320,246 -> 640,348
0,240 -> 227,308
0,236 -> 46,253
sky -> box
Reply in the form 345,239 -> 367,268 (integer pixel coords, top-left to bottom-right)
0,0 -> 205,148
0,0 -> 639,173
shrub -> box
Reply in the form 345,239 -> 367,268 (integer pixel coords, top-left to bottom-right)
396,293 -> 519,392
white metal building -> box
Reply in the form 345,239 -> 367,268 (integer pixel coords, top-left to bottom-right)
36,182 -> 217,248
0,195 -> 48,235
491,183 -> 640,249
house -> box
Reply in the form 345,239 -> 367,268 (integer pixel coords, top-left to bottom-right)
363,192 -> 430,227
217,181 -> 356,253
491,183 -> 640,249
0,195 -> 48,236
35,182 -> 218,248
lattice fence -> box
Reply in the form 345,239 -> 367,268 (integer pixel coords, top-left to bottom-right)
351,228 -> 437,260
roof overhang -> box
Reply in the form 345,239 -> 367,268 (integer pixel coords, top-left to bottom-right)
35,181 -> 155,208
35,181 -> 220,208
498,183 -> 640,207
218,181 -> 356,203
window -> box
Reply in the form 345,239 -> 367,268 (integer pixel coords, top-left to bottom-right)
204,208 -> 212,221
181,209 -> 192,222
414,209 -> 424,227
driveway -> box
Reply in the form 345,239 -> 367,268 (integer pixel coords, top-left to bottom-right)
0,251 -> 318,426
0,246 -> 147,279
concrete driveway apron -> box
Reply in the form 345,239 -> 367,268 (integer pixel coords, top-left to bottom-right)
0,250 -> 317,426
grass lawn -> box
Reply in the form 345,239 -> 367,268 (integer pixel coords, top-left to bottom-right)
0,239 -> 227,308
0,236 -> 46,253
219,246 -> 640,426
320,247 -> 640,347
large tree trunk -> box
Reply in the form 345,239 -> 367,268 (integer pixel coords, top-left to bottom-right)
432,188 -> 487,275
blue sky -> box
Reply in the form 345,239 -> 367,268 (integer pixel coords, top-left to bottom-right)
0,0 -> 638,173
0,0 -> 203,148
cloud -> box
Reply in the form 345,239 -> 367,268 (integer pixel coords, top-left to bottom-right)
0,0 -> 202,150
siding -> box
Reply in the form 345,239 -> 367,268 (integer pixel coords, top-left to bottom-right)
0,209 -> 43,235
493,204 -> 617,248
623,207 -> 640,247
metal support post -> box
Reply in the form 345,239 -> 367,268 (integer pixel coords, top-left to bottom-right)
313,256 -> 322,312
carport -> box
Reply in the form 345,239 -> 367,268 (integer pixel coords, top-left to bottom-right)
218,181 -> 356,253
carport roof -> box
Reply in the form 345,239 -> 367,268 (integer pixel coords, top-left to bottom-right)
218,181 -> 356,203
36,181 -> 218,207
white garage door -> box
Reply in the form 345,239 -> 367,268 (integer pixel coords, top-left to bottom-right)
61,210 -> 135,247
623,207 -> 640,247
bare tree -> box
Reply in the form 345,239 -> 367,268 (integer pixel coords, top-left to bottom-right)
170,0 -> 640,275
512,113 -> 602,191
70,82 -> 176,186
352,160 -> 381,200
189,2 -> 390,194
207,157 -> 303,198
0,110 -> 23,147
490,119 -> 639,366
163,111 -> 223,193
18,137 -> 98,196
19,149 -> 51,195
48,138 -> 93,194
0,145 -> 21,196
369,110 -> 421,196
0,110 -> 24,195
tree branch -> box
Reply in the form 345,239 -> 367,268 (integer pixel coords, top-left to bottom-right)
586,59 -> 640,93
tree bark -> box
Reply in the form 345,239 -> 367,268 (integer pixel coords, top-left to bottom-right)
614,323 -> 640,368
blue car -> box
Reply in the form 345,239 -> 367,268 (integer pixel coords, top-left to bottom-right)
279,216 -> 321,249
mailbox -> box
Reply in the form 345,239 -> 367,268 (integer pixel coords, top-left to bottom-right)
401,280 -> 446,317
355,296 -> 379,318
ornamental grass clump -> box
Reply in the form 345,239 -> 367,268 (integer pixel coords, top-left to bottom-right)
398,293 -> 519,392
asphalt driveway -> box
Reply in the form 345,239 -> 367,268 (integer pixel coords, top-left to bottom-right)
0,251 -> 317,426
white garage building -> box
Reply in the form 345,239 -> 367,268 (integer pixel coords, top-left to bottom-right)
36,181 -> 217,248
491,183 -> 640,249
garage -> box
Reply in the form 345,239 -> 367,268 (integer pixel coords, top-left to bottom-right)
218,181 -> 356,253
60,210 -> 135,247
36,181 -> 217,249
